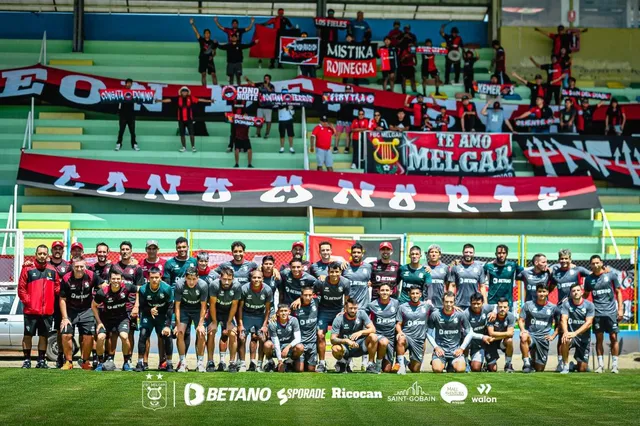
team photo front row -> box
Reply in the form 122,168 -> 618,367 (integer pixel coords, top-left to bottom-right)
17,238 -> 623,375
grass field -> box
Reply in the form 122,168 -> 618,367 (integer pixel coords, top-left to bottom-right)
1,369 -> 639,425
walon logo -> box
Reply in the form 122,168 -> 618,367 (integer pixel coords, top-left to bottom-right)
472,384 -> 497,403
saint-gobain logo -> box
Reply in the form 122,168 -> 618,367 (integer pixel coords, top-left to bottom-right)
440,381 -> 468,404
142,381 -> 167,410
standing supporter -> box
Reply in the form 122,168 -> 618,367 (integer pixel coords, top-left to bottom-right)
559,47 -> 572,88
351,109 -> 370,169
19,245 -> 60,369
576,98 -> 604,135
245,75 -> 274,139
189,18 -> 217,86
491,40 -> 510,84
399,42 -> 417,95
559,98 -> 577,133
115,78 -> 139,152
389,109 -> 411,132
387,21 -> 403,47
216,34 -> 257,85
369,110 -> 388,130
605,98 -> 626,136
264,8 -> 293,69
481,101 -> 515,133
334,85 -> 355,153
379,36 -> 399,92
299,32 -> 317,78
348,11 -> 372,43
156,87 -> 212,152
565,77 -> 581,104
420,39 -> 442,96
462,49 -> 480,97
458,96 -> 478,132
512,72 -> 546,107
59,259 -> 103,370
231,112 -> 254,168
530,55 -> 566,106
513,96 -> 554,133
535,25 -> 588,57
317,9 -> 343,61
399,25 -> 417,50
278,89 -> 295,154
226,99 -> 246,153
440,24 -> 464,85
213,16 -> 255,43
405,94 -> 429,129
310,115 -> 336,172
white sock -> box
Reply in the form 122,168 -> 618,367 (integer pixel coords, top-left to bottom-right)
179,355 -> 185,363
612,356 -> 619,366
557,355 -> 563,364
250,358 -> 256,364
523,357 -> 531,366
362,355 -> 369,365
397,355 -> 406,368
257,360 -> 263,368
505,356 -> 512,364
597,355 -> 604,367
197,355 -> 204,363
319,360 -> 326,366
375,359 -> 382,369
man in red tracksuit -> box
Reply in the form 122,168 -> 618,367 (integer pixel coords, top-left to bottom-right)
18,244 -> 60,369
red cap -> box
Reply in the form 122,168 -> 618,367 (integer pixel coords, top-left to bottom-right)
292,241 -> 305,249
71,242 -> 84,251
51,241 -> 64,248
379,242 -> 393,250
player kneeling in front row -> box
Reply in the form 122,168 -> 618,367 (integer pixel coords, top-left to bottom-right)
264,304 -> 304,372
174,267 -> 209,372
519,283 -> 559,373
396,287 -> 430,374
485,297 -> 515,372
427,291 -> 481,373
464,292 -> 496,373
92,269 -> 138,371
135,267 -> 175,372
560,283 -> 595,373
330,298 -> 379,373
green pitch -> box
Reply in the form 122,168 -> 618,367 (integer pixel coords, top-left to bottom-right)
1,369 -> 639,425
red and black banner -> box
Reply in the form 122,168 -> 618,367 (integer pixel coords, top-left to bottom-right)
366,131 -> 514,177
474,82 -> 515,97
258,92 -> 314,107
514,134 -> 640,188
314,17 -> 350,29
17,153 -> 600,213
221,85 -> 259,102
412,46 -> 448,55
322,92 -> 375,105
323,42 -> 378,78
561,89 -> 611,101
99,88 -> 155,104
224,113 -> 264,127
279,37 -> 320,66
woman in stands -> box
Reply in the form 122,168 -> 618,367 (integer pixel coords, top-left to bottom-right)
605,98 -> 626,136
156,86 -> 213,152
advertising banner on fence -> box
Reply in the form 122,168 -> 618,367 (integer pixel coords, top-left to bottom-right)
323,42 -> 378,78
514,134 -> 640,187
17,153 -> 600,213
366,131 -> 514,177
279,37 -> 320,66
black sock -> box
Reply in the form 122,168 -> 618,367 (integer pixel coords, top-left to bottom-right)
99,354 -> 105,363
23,349 -> 31,360
107,354 -> 114,361
124,354 -> 131,363
38,350 -> 46,361
92,350 -> 97,361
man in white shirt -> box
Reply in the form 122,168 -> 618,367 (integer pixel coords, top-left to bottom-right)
278,89 -> 295,154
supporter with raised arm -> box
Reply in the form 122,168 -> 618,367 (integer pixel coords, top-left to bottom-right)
511,72 -> 546,107
189,18 -> 217,86
440,24 -> 464,85
513,96 -> 553,133
115,78 -> 139,152
213,16 -> 254,43
215,33 -> 258,85
576,98 -> 604,135
264,8 -> 293,69
534,25 -> 588,57
156,87 -> 212,152
481,101 -> 515,133
530,55 -> 566,106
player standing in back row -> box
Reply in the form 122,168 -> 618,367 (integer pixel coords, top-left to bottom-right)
397,245 -> 431,304
342,243 -> 372,306
173,267 -> 208,373
583,255 -> 623,374
370,242 -> 400,300
447,244 -> 485,309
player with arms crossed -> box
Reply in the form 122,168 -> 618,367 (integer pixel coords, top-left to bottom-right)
330,298 -> 379,373
427,291 -> 480,373
518,283 -> 559,373
366,283 -> 400,373
560,282 -> 595,373
264,304 -> 304,372
291,285 -> 319,372
464,292 -> 495,372
237,270 -> 272,372
485,297 -> 516,372
583,254 -> 623,374
92,268 -> 138,371
174,267 -> 208,372
137,267 -> 175,372
396,287 -> 430,374
208,266 -> 242,372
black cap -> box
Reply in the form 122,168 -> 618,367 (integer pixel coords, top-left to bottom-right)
328,8 -> 335,14
320,115 -> 328,122
393,20 -> 400,26
535,74 -> 543,79
558,25 -> 565,31
462,95 -> 469,100
451,27 -> 459,33
404,24 -> 411,29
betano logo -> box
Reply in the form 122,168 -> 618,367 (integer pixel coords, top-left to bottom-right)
387,381 -> 436,402
472,384 -> 497,403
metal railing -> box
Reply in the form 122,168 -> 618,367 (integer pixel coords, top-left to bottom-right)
302,106 -> 309,171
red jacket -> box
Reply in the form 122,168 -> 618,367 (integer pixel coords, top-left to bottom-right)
18,263 -> 60,315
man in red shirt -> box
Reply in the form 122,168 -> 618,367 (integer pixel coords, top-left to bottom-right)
18,245 -> 60,369
214,16 -> 255,43
264,8 -> 293,69
399,42 -> 417,95
351,109 -> 370,170
156,87 -> 212,152
421,39 -> 442,96
387,21 -> 403,47
458,96 -> 477,132
310,115 -> 336,171
535,25 -> 588,58
530,55 -> 566,106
